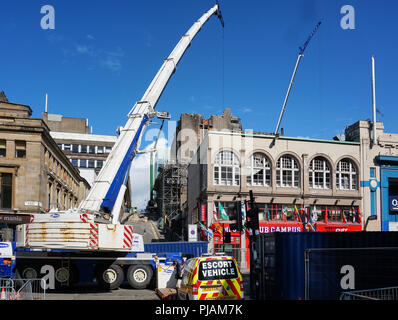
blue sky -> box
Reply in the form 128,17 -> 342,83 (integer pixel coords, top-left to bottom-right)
1,0 -> 397,145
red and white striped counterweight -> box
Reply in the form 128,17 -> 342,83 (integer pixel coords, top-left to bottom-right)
16,211 -> 142,252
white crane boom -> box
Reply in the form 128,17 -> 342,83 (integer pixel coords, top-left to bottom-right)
78,4 -> 224,223
17,4 -> 224,253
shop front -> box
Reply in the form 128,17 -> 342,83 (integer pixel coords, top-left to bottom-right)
378,156 -> 398,231
0,213 -> 31,242
198,201 -> 363,269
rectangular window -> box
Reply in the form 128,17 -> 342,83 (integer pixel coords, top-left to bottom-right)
225,167 -> 233,186
220,167 -> 227,185
342,207 -> 353,222
339,173 -> 350,190
15,141 -> 26,158
253,168 -> 264,186
262,203 -> 282,221
105,146 -> 112,153
325,173 -> 331,188
97,146 -> 104,154
252,203 -> 304,222
314,172 -> 324,188
0,140 -> 6,157
96,160 -> 103,168
310,205 -> 324,222
282,157 -> 292,168
351,177 -> 357,190
63,144 -> 71,151
234,167 -> 240,186
253,203 -> 270,221
88,145 -> 95,154
226,167 -> 232,186
328,207 -> 343,222
282,170 -> 292,187
71,159 -> 78,167
265,170 -> 271,186
88,160 -> 95,168
80,159 -> 87,168
246,175 -> 252,186
214,167 -> 219,185
215,202 -> 236,221
80,145 -> 87,153
370,167 -> 376,178
72,144 -> 79,153
340,161 -> 350,171
0,173 -> 12,209
294,171 -> 300,187
257,204 -> 266,221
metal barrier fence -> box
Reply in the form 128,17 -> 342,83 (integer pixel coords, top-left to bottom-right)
213,246 -> 249,273
0,278 -> 16,300
16,279 -> 46,300
340,287 -> 398,300
0,278 -> 46,300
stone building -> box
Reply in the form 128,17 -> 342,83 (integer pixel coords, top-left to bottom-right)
0,91 -> 90,241
170,108 -> 242,164
188,129 -> 362,264
185,115 -> 398,269
42,112 -> 134,215
43,112 -> 117,187
153,108 -> 242,240
345,120 -> 398,232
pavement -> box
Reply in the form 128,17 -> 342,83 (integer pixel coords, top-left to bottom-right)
45,283 -> 160,300
45,275 -> 252,300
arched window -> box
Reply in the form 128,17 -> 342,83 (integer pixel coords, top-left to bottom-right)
309,157 -> 331,189
213,151 -> 240,186
246,153 -> 271,187
336,158 -> 357,190
276,155 -> 300,188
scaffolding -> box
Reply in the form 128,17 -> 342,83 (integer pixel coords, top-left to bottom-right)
153,161 -> 187,240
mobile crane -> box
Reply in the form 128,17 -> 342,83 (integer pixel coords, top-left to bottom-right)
11,3 -> 224,290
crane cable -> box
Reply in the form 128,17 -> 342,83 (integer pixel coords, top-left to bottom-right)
222,26 -> 225,109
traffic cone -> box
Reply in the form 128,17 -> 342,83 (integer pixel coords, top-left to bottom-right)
1,288 -> 6,300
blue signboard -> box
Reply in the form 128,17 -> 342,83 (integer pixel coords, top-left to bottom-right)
389,196 -> 398,212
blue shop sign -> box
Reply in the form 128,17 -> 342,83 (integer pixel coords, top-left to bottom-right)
389,196 -> 398,212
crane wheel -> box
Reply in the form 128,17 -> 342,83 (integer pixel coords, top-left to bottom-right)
127,264 -> 153,289
16,263 -> 39,279
95,264 -> 124,290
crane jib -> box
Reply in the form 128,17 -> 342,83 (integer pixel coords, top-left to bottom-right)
84,4 -> 223,215
100,115 -> 149,213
